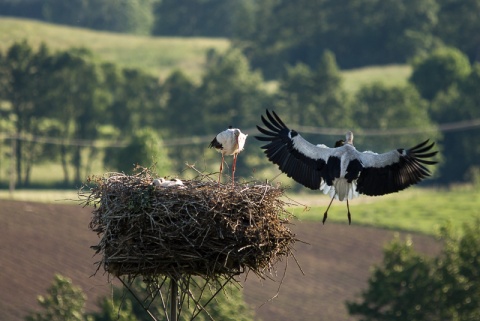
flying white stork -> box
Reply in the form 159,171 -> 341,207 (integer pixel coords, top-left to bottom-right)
209,126 -> 248,184
255,110 -> 438,224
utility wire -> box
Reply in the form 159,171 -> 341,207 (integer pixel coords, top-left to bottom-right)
0,118 -> 479,148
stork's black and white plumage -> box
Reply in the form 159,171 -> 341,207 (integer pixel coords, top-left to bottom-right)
209,126 -> 248,184
256,110 -> 438,224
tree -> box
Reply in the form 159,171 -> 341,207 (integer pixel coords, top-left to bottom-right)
152,0 -> 252,37
90,297 -> 137,321
196,48 -> 268,177
0,40 -> 51,187
104,127 -> 171,175
42,48 -> 110,185
275,51 -> 350,129
435,0 -> 480,63
43,0 -> 157,35
347,222 -> 480,321
106,67 -> 163,134
160,69 -> 199,172
0,0 -> 45,20
235,0 -> 440,78
352,83 -> 439,152
410,47 -> 471,100
429,63 -> 480,183
347,236 -> 439,321
25,274 -> 87,321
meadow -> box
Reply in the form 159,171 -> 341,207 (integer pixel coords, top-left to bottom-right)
0,17 -> 230,81
289,186 -> 480,236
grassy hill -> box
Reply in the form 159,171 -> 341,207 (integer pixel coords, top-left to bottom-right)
0,17 -> 230,81
342,64 -> 412,92
0,17 -> 411,87
0,199 -> 441,321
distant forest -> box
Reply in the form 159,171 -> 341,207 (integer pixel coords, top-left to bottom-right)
1,0 -> 479,188
2,0 -> 479,74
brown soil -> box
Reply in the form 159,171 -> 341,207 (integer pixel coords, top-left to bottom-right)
0,200 -> 441,321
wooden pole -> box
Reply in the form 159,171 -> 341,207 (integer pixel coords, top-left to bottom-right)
170,278 -> 178,321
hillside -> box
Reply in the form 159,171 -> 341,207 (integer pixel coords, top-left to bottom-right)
0,200 -> 441,321
0,17 -> 412,88
0,17 -> 230,80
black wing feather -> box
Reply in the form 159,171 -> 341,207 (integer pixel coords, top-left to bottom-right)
357,140 -> 438,196
255,110 -> 328,189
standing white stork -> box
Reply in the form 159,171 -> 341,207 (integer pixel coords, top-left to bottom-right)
255,110 -> 438,224
209,126 -> 248,184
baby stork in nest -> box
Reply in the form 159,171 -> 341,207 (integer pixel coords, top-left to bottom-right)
209,126 -> 248,185
255,110 -> 438,224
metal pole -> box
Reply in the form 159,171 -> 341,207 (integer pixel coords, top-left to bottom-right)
170,278 -> 178,321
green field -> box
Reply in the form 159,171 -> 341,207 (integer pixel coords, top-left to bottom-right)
0,17 -> 230,81
342,64 -> 412,92
290,186 -> 480,236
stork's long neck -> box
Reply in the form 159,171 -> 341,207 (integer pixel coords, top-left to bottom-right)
345,131 -> 354,145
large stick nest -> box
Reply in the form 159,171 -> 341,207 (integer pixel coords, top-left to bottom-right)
81,168 -> 297,280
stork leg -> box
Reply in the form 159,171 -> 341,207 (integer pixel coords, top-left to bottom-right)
323,196 -> 335,224
218,154 -> 224,184
231,154 -> 238,186
347,199 -> 351,225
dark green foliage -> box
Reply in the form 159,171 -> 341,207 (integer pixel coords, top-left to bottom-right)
429,63 -> 480,183
195,48 -> 269,177
0,0 -> 44,20
275,51 -> 350,129
347,222 -> 480,321
435,0 -> 480,63
0,40 -> 53,186
236,0 -> 441,77
25,274 -> 87,321
104,128 -> 171,174
42,0 -> 157,34
352,83 -> 440,152
410,47 -> 471,100
152,0 -> 254,37
90,297 -> 138,321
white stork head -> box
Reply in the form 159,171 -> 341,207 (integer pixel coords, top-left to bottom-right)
345,131 -> 354,145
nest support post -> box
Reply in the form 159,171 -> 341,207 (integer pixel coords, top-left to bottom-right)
170,277 -> 178,321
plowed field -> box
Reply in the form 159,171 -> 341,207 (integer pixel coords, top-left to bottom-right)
0,200 -> 441,321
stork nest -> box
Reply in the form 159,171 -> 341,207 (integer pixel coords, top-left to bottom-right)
80,168 -> 297,280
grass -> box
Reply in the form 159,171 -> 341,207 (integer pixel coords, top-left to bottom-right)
0,189 -> 78,204
0,17 -> 230,81
342,64 -> 412,93
290,186 -> 480,236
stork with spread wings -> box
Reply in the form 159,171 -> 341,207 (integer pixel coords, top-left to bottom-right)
255,110 -> 438,224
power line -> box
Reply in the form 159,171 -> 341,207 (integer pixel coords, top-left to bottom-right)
0,118 -> 479,148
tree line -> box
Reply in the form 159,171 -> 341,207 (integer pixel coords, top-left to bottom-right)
2,0 -> 480,75
0,40 -> 479,187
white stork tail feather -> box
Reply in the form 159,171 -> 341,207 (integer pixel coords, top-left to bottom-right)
255,109 -> 438,225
